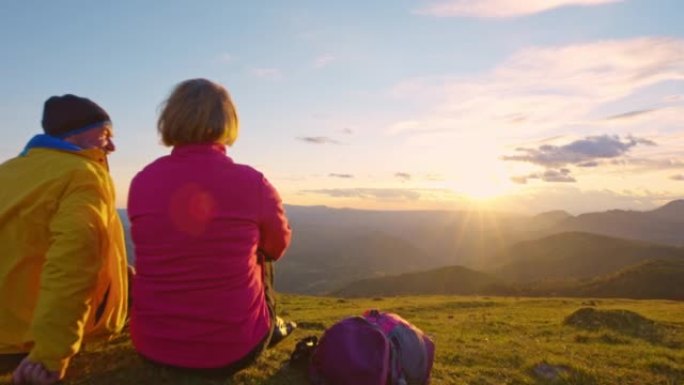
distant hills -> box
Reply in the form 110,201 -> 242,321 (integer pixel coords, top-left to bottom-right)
490,232 -> 684,283
117,209 -> 135,262
550,200 -> 684,247
117,199 -> 684,297
277,229 -> 433,294
571,259 -> 684,300
336,232 -> 684,300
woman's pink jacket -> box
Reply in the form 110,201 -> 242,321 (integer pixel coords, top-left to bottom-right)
127,143 -> 291,368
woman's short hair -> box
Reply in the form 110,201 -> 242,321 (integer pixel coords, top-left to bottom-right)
158,78 -> 239,146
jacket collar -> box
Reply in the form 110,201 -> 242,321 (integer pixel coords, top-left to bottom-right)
22,134 -> 81,154
171,143 -> 228,156
21,134 -> 109,166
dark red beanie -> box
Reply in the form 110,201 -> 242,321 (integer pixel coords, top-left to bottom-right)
41,94 -> 111,137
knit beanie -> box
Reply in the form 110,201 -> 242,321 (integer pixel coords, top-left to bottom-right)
41,94 -> 111,138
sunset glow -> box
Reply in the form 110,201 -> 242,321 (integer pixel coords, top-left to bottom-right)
1,1 -> 683,214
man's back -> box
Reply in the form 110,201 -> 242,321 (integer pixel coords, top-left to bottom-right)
0,144 -> 128,376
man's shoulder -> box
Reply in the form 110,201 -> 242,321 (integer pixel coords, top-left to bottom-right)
22,149 -> 108,182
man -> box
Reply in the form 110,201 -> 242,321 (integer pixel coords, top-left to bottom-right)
0,95 -> 129,384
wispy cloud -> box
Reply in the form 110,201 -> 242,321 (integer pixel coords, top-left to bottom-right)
605,109 -> 658,121
329,173 -> 354,178
303,188 -> 422,200
297,136 -> 342,145
505,135 -> 656,184
606,157 -> 684,173
501,186 -> 674,214
395,172 -> 412,181
389,38 -> 684,137
424,174 -> 445,181
540,168 -> 576,183
414,0 -> 622,18
670,174 -> 684,181
512,168 -> 576,184
578,161 -> 599,168
340,127 -> 354,135
503,135 -> 656,168
314,54 -> 336,69
250,67 -> 283,80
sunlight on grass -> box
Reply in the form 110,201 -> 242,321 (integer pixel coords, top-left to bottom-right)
2,295 -> 681,385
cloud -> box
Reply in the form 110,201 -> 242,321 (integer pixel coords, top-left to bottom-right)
414,0 -> 622,18
605,109 -> 658,121
610,157 -> 684,169
504,134 -> 662,183
388,38 -> 684,137
578,161 -> 599,167
424,174 -> 445,181
303,188 -> 422,200
329,173 -> 354,178
500,186 -> 674,214
512,168 -> 576,184
297,136 -> 341,145
503,135 -> 656,167
340,127 -> 354,135
314,54 -> 336,69
250,68 -> 283,80
511,176 -> 529,185
539,169 -> 576,183
395,172 -> 412,181
670,174 -> 684,181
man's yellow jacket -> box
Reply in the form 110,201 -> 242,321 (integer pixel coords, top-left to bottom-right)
0,135 -> 128,376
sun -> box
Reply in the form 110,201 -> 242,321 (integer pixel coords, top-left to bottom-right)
456,173 -> 516,202
461,179 -> 512,201
442,153 -> 518,202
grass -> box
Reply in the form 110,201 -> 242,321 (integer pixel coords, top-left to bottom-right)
1,295 -> 683,385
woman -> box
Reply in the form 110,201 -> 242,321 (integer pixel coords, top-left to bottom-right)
127,78 -> 294,376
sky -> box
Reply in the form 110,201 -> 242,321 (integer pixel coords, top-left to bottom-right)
1,0 -> 683,214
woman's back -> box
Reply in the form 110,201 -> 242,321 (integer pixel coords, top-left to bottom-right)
128,143 -> 290,368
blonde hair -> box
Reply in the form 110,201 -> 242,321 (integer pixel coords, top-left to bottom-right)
158,78 -> 239,146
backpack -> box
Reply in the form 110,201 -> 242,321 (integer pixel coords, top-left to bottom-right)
308,309 -> 435,385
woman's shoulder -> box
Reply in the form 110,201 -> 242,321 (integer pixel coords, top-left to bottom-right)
231,161 -> 263,177
137,154 -> 170,171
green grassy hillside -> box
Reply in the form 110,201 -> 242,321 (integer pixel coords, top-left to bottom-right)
334,265 -> 506,297
572,259 -> 684,300
2,295 -> 682,385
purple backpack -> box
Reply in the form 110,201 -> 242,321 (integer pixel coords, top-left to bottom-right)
309,310 -> 435,385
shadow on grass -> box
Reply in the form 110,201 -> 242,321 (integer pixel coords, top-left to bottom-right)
63,336 -> 311,385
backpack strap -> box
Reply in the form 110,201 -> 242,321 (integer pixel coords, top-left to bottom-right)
290,335 -> 318,370
363,310 -> 407,385
389,341 -> 408,385
364,310 -> 433,385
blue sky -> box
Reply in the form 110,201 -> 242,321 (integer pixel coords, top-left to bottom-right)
1,0 -> 683,213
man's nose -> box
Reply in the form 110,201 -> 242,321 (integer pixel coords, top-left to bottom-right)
105,139 -> 116,153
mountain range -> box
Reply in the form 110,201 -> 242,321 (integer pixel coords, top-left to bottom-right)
335,232 -> 684,300
118,199 -> 684,298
